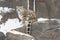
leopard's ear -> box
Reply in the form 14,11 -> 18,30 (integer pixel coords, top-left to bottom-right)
16,6 -> 19,9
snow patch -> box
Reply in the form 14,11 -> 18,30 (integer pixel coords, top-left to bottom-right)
0,7 -> 15,13
0,18 -> 24,35
37,18 -> 49,23
0,15 -> 2,21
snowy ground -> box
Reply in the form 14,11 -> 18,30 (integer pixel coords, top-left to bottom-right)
0,17 -> 60,34
0,18 -> 34,40
0,7 -> 15,13
37,18 -> 60,23
0,18 -> 24,35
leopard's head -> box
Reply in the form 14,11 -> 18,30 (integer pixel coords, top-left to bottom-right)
16,6 -> 25,12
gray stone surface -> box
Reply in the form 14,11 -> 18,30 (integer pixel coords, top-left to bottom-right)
6,20 -> 60,40
6,31 -> 35,40
31,21 -> 60,40
14,26 -> 26,33
0,32 -> 5,40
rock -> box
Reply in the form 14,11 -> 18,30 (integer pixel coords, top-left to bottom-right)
31,21 -> 60,40
6,31 -> 35,40
0,32 -> 5,40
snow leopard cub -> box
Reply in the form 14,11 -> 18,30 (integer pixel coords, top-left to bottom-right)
16,6 -> 36,34
16,6 -> 36,23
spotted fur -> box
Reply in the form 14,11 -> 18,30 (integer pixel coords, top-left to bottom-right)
16,6 -> 36,34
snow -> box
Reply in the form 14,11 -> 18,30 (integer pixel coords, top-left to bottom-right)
37,18 -> 49,22
0,15 -> 2,21
0,18 -> 24,35
37,18 -> 60,23
0,7 -> 15,13
0,7 -> 34,39
37,18 -> 49,23
0,17 -> 60,35
50,19 -> 57,20
0,18 -> 34,39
